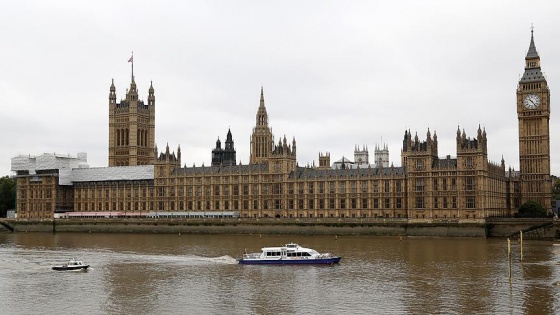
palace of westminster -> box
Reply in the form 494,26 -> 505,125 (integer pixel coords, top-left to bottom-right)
11,31 -> 552,220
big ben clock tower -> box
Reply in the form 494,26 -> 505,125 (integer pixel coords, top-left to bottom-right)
516,28 -> 552,212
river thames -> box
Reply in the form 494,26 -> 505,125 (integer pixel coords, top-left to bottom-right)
0,233 -> 558,314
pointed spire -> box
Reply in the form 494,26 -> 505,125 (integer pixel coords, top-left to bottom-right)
129,51 -> 134,82
126,52 -> 138,101
109,79 -> 116,103
255,86 -> 269,127
148,81 -> 155,106
526,25 -> 539,60
520,26 -> 545,83
226,128 -> 233,142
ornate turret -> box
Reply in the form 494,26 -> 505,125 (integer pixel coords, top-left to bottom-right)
318,152 -> 331,169
255,86 -> 269,127
126,68 -> 138,102
212,130 -> 236,166
157,143 -> 180,164
250,87 -> 274,164
225,128 -> 234,150
108,56 -> 156,167
456,126 -> 487,154
109,79 -> 116,104
148,81 -> 155,106
401,128 -> 438,171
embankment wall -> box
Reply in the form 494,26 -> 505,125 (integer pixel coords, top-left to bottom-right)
3,219 -> 557,239
5,219 -> 486,237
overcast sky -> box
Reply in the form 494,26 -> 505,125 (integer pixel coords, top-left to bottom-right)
2,0 -> 559,177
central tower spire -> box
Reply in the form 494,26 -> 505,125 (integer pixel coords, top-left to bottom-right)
256,86 -> 269,126
250,87 -> 274,164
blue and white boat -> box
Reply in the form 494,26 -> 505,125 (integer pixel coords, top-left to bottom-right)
238,243 -> 341,265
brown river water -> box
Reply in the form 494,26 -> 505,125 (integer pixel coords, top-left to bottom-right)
0,233 -> 558,314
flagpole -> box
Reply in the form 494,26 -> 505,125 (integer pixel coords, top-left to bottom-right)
131,51 -> 134,81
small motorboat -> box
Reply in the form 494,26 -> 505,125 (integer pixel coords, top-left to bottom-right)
52,258 -> 90,271
239,243 -> 342,265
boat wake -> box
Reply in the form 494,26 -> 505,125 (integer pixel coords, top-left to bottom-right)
205,255 -> 239,264
164,254 -> 238,265
112,253 -> 239,265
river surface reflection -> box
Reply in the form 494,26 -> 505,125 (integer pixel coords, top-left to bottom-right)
0,233 -> 558,314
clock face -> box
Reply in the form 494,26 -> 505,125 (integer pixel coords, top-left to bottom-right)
524,94 -> 541,109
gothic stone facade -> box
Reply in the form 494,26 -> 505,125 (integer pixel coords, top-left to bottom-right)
108,71 -> 156,167
12,32 -> 551,220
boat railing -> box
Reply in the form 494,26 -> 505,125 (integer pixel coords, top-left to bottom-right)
242,253 -> 261,259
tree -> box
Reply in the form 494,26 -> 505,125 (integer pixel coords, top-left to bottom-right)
517,200 -> 548,218
553,177 -> 560,200
0,176 -> 16,217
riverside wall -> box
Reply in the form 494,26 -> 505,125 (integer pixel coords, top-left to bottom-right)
1,219 -> 486,237
2,218 -> 558,239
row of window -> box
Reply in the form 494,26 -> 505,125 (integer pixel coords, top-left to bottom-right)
115,129 -> 150,147
72,195 -> 477,212
415,177 -> 476,192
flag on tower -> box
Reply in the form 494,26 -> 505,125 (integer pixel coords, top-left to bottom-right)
128,55 -> 133,63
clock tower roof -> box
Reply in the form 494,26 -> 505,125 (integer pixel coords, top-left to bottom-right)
525,28 -> 539,60
520,28 -> 545,84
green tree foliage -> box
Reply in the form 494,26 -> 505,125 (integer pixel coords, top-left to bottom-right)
0,176 -> 16,217
517,200 -> 548,218
553,178 -> 560,200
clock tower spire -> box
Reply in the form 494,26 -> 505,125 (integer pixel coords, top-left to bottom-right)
516,27 -> 551,212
